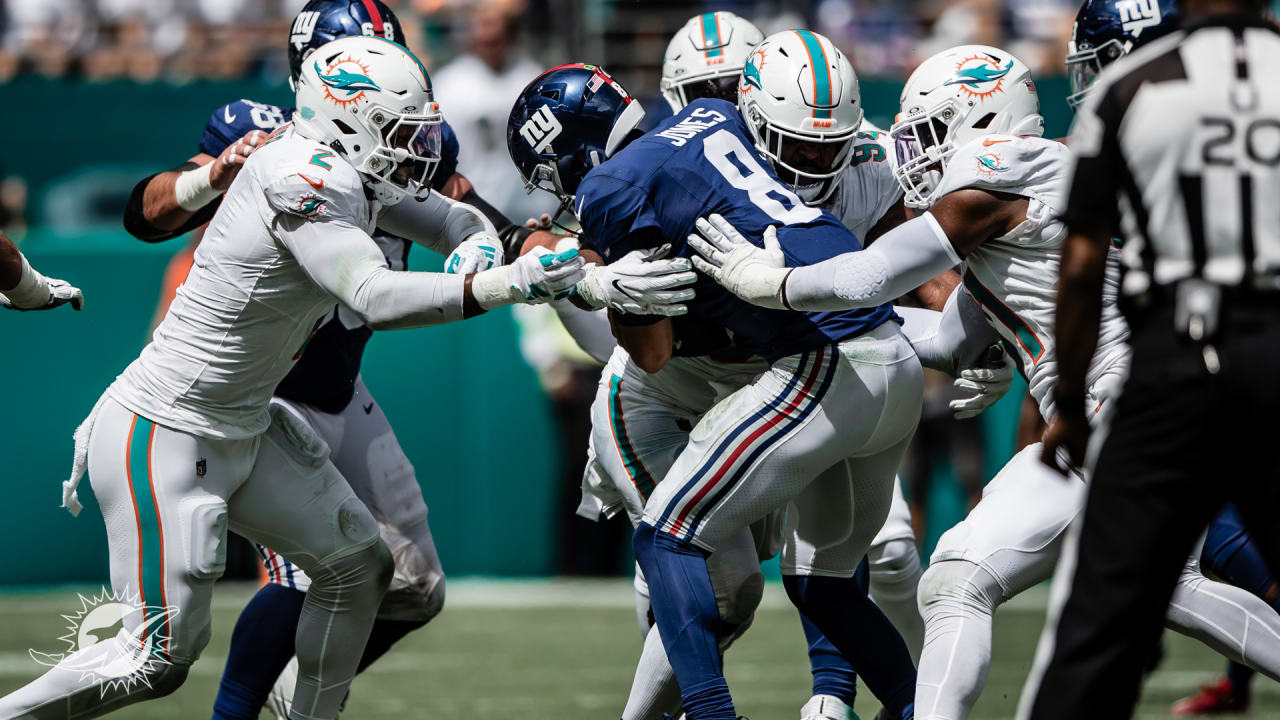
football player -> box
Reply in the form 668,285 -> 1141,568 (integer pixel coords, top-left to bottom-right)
574,22 -> 1003,720
0,35 -> 592,720
509,53 -> 1007,719
1066,1 -> 1280,713
0,229 -> 82,311
694,37 -> 1280,718
119,3 -> 689,719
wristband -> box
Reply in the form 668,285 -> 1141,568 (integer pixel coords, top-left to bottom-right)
1,254 -> 51,307
174,162 -> 221,212
471,266 -> 517,310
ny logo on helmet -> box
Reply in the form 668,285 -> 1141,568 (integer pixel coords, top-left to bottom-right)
1117,0 -> 1163,37
520,106 -> 563,154
291,11 -> 319,52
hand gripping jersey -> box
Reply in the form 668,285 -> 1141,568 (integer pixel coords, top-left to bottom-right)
931,134 -> 1130,419
110,126 -> 383,438
199,99 -> 462,412
576,98 -> 898,362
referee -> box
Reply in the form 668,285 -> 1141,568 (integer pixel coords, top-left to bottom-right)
1021,1 -> 1280,717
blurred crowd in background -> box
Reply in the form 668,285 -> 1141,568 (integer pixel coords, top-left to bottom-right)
2,0 -> 1113,84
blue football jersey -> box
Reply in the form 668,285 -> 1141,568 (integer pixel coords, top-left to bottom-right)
198,99 -> 460,193
575,98 -> 899,362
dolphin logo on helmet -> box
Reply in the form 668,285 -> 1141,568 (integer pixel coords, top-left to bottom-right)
315,61 -> 381,95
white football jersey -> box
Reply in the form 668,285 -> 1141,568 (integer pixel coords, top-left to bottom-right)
109,125 -> 382,439
931,134 -> 1130,421
821,122 -> 902,242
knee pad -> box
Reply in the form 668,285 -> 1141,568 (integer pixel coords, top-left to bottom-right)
365,432 -> 429,530
918,560 -> 1002,619
310,537 -> 393,607
869,538 -> 922,596
141,659 -> 191,699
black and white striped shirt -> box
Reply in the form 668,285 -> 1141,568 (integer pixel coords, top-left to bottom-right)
1064,14 -> 1280,297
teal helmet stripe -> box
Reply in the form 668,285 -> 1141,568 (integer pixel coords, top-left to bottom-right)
368,35 -> 433,92
700,12 -> 723,58
793,30 -> 833,119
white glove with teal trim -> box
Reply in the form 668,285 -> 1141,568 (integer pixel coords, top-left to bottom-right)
471,246 -> 585,309
444,232 -> 502,275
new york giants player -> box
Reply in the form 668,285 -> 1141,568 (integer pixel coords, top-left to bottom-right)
1066,2 -> 1280,713
508,57 -> 1009,719
694,40 -> 1280,719
0,36 -> 586,720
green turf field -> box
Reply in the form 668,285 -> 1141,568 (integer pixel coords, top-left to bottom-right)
0,579 -> 1272,719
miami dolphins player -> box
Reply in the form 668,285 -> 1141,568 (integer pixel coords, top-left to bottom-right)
1065,1 -> 1280,713
0,35 -> 587,720
509,53 -> 1014,718
116,3 -> 682,719
693,40 -> 1280,719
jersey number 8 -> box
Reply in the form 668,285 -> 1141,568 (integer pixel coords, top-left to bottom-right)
704,130 -> 822,226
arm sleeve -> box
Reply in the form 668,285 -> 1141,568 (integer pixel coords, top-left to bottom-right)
896,285 -> 999,375
122,164 -> 221,242
276,214 -> 466,330
782,212 -> 962,311
376,191 -> 495,255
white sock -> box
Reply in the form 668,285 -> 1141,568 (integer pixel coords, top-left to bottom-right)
915,560 -> 1003,720
869,537 -> 926,664
1167,567 -> 1280,682
621,625 -> 683,720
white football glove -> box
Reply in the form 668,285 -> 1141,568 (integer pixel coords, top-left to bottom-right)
577,244 -> 696,316
688,214 -> 790,309
507,246 -> 586,304
444,233 -> 503,275
949,345 -> 1015,419
0,266 -> 83,312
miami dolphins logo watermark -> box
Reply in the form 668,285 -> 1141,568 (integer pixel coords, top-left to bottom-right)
741,47 -> 766,94
976,151 -> 1009,175
29,588 -> 178,697
946,54 -> 1014,101
316,56 -> 380,108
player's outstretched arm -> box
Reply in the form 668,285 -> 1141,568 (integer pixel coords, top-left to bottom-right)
278,214 -> 584,330
0,231 -> 83,311
122,130 -> 266,242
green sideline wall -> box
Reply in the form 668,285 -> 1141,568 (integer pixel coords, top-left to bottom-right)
0,77 -> 1066,584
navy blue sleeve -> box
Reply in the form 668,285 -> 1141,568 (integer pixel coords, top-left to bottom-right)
198,100 -> 291,157
575,173 -> 662,264
431,119 -> 461,192
776,212 -> 865,267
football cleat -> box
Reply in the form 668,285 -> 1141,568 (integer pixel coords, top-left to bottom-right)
801,694 -> 859,720
1171,676 -> 1249,716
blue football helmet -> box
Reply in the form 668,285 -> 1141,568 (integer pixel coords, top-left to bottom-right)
1066,0 -> 1181,107
287,0 -> 403,89
507,63 -> 646,205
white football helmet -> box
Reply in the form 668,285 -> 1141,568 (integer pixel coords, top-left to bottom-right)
294,36 -> 442,206
660,11 -> 763,113
890,45 -> 1044,209
738,30 -> 864,205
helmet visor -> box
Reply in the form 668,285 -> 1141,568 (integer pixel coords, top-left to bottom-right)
679,75 -> 741,105
381,118 -> 443,194
1066,39 -> 1124,108
890,114 -> 951,209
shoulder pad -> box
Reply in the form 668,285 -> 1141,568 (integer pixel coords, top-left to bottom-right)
935,135 -> 1071,201
260,136 -> 366,222
574,172 -> 652,262
199,100 -> 292,157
